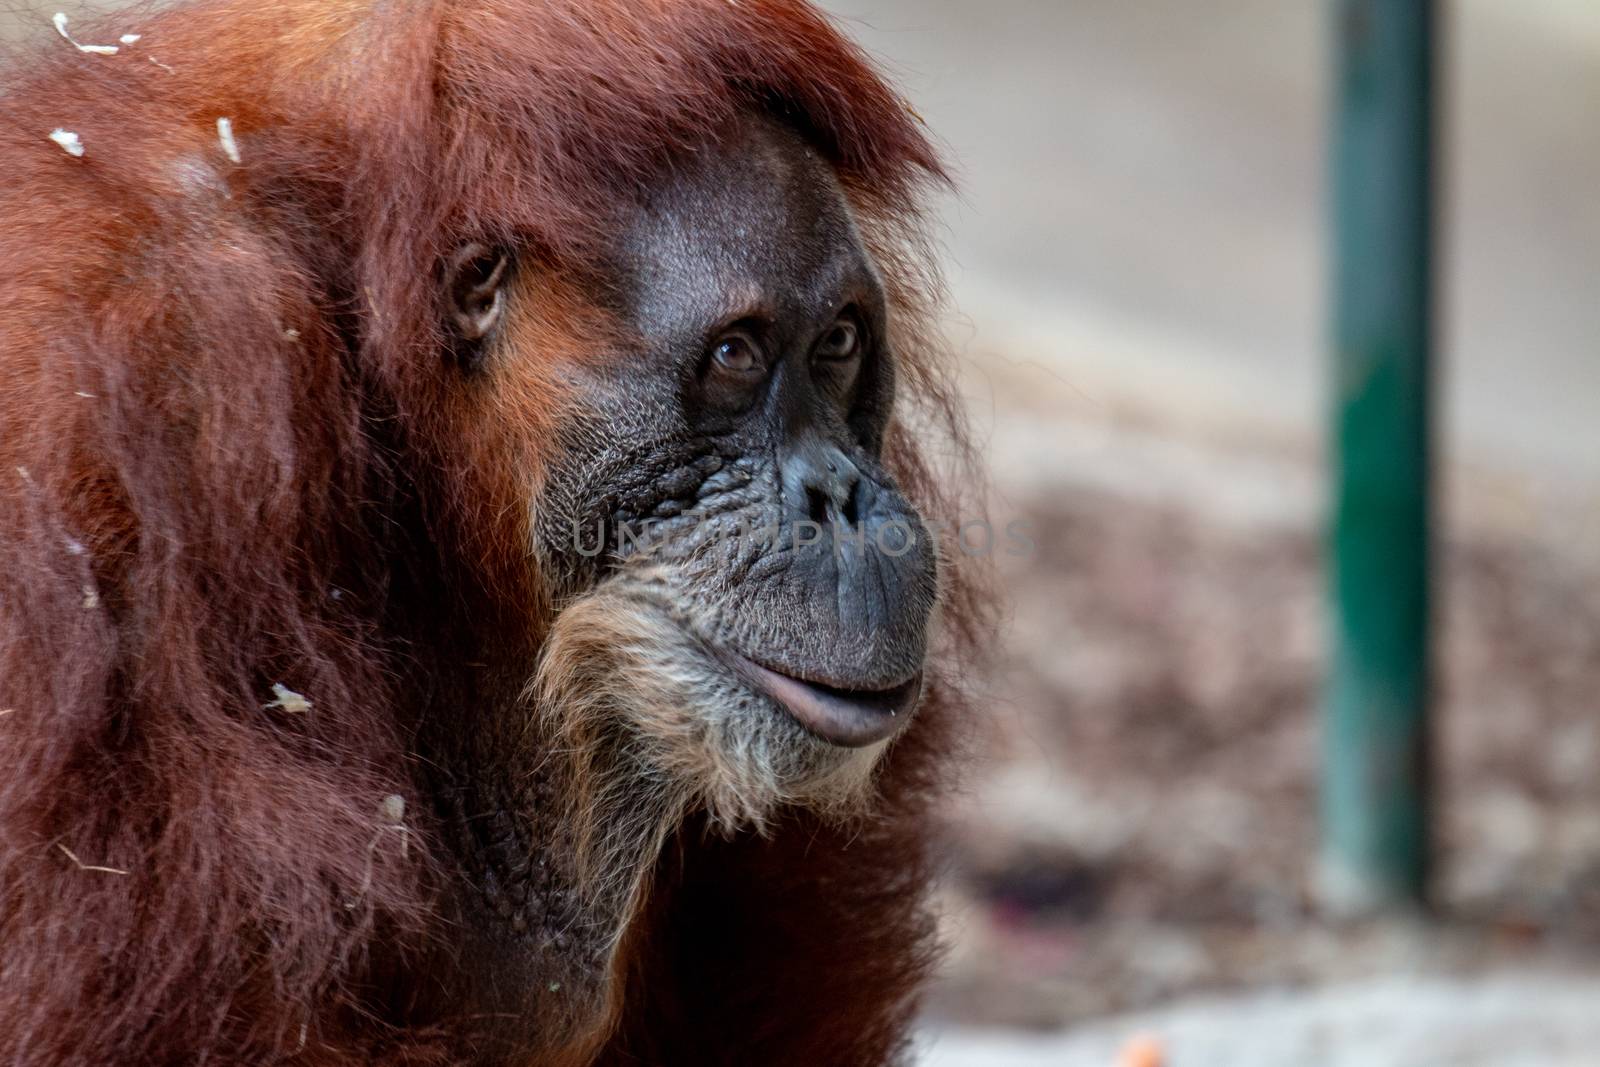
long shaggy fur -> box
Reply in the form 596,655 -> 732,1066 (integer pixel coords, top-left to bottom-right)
0,1 -> 987,1063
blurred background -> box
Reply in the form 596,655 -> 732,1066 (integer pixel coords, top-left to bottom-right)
814,1 -> 1600,1064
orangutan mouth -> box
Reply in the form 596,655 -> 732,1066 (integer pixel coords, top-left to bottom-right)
717,651 -> 923,748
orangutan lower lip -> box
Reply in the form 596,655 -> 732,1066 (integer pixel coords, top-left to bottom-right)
719,653 -> 922,748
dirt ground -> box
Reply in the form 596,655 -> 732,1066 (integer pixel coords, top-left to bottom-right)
917,385 -> 1600,1048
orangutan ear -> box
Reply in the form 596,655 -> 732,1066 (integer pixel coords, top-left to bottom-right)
445,242 -> 510,353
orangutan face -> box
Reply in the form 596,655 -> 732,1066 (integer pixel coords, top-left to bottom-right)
447,119 -> 937,821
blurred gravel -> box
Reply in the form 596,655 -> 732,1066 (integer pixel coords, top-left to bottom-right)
924,397 -> 1600,1030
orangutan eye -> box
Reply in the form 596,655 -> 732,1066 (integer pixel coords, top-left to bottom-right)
710,333 -> 761,374
815,314 -> 861,361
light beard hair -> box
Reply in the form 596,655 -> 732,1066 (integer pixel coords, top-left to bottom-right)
525,568 -> 888,947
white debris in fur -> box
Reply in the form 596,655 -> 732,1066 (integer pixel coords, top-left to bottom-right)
52,13 -> 120,55
264,683 -> 311,714
81,585 -> 98,609
119,33 -> 141,45
380,794 -> 410,857
65,539 -> 86,556
216,117 -> 241,164
48,129 -> 85,157
57,843 -> 128,875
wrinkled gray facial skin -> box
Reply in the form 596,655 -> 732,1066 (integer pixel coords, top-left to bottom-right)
535,118 -> 938,704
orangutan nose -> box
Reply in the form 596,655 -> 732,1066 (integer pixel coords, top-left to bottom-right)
782,436 -> 863,530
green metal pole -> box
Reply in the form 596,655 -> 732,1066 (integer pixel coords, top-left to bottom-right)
1322,0 -> 1435,913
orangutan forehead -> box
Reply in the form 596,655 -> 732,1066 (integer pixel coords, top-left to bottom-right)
612,119 -> 881,334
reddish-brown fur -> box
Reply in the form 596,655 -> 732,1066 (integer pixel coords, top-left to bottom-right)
0,1 -> 985,1063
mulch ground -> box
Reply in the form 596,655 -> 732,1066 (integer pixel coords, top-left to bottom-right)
931,483 -> 1600,1027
